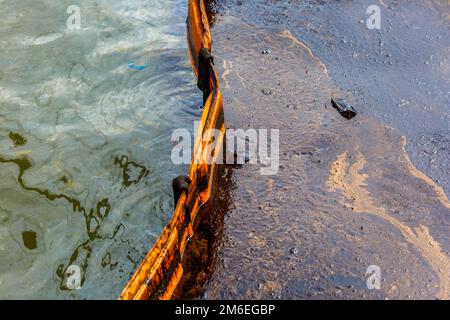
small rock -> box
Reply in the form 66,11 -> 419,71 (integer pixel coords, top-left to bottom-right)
261,48 -> 272,54
262,88 -> 274,95
289,247 -> 298,255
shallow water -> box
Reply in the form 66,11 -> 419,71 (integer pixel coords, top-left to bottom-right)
0,0 -> 200,299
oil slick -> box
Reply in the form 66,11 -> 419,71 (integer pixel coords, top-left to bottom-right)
194,0 -> 450,300
400,136 -> 450,210
328,150 -> 450,300
8,132 -> 27,147
0,0 -> 200,299
21,230 -> 37,250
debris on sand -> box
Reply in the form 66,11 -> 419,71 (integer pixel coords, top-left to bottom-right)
262,88 -> 274,95
331,97 -> 358,119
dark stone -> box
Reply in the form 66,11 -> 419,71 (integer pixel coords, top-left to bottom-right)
331,97 -> 358,119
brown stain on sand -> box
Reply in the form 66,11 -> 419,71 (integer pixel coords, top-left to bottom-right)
328,151 -> 450,299
212,14 -> 450,299
400,136 -> 450,210
280,29 -> 330,79
280,25 -> 450,299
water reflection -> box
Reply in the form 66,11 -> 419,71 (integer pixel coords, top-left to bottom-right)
0,0 -> 200,299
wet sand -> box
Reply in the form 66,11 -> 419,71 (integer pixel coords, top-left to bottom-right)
180,0 -> 450,299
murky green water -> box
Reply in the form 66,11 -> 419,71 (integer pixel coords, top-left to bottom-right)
0,0 -> 200,299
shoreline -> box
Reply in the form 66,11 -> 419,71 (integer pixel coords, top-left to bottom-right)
179,1 -> 450,299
